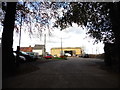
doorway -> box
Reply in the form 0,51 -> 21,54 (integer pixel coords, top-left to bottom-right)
64,51 -> 73,56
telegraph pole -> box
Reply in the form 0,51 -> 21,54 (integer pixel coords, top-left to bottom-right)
92,48 -> 93,54
44,34 -> 46,56
96,47 -> 97,54
61,37 -> 63,56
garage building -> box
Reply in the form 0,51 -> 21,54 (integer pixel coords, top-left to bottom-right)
51,47 -> 83,57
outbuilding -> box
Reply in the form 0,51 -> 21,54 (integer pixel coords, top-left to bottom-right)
51,47 -> 83,57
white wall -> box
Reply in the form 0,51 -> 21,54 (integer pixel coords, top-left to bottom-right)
33,50 -> 43,55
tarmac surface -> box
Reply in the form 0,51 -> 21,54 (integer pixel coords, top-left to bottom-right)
2,57 -> 120,88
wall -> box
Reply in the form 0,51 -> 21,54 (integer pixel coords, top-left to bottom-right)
89,54 -> 104,59
51,48 -> 82,56
33,50 -> 43,55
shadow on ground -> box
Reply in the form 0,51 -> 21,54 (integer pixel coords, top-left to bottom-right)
95,61 -> 120,75
3,59 -> 52,78
3,59 -> 120,79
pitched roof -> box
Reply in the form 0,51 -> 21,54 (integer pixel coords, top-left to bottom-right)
33,45 -> 45,50
20,47 -> 33,52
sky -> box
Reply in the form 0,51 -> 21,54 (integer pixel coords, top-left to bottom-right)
0,3 -> 105,54
0,23 -> 104,54
11,23 -> 104,54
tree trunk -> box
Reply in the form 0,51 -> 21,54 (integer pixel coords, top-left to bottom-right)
104,43 -> 114,66
109,2 -> 120,72
2,2 -> 17,76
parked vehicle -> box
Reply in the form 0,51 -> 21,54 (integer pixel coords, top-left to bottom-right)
19,51 -> 34,62
13,51 -> 26,63
26,52 -> 39,61
83,54 -> 89,58
53,55 -> 57,57
44,54 -> 53,59
34,52 -> 39,58
65,53 -> 71,57
79,54 -> 83,57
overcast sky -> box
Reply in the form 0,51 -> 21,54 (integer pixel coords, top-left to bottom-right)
11,23 -> 104,54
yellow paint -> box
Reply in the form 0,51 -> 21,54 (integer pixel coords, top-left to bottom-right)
51,47 -> 82,56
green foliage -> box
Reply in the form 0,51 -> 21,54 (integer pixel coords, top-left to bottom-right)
1,2 -> 67,37
0,2 -> 117,43
55,2 -> 115,43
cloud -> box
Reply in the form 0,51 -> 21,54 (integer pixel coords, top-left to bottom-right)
12,24 -> 104,54
45,25 -> 104,54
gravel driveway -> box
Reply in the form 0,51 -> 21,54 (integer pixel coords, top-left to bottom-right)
3,57 -> 120,88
